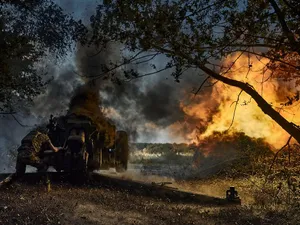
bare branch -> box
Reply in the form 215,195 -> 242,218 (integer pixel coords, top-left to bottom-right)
264,135 -> 293,186
227,49 -> 300,69
227,90 -> 243,131
269,0 -> 299,52
72,69 -> 83,77
135,53 -> 160,64
88,51 -> 162,80
0,174 -> 15,188
194,76 -> 210,96
86,45 -> 106,58
0,112 -> 16,115
221,51 -> 246,76
10,114 -> 32,127
88,52 -> 143,79
125,66 -> 175,82
204,80 -> 219,87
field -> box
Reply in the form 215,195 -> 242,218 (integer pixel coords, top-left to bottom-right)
0,142 -> 299,225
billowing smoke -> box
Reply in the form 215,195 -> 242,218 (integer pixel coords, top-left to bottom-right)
72,40 -> 209,143
32,65 -> 82,118
99,69 -> 207,142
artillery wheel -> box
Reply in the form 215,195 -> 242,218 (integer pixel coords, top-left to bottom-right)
115,131 -> 129,173
70,150 -> 89,184
15,160 -> 26,176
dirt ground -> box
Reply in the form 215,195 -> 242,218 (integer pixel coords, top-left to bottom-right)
0,177 -> 286,225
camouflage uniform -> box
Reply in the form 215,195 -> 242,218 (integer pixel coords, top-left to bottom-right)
16,131 -> 51,170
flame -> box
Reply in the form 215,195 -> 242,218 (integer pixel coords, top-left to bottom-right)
179,53 -> 300,148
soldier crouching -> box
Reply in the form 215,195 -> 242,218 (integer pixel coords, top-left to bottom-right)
15,129 -> 62,176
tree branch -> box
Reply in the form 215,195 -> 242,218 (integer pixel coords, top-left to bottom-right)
194,76 -> 210,96
0,112 -> 16,114
228,90 -> 243,131
125,66 -> 175,82
226,49 -> 300,69
264,135 -> 293,186
10,114 -> 31,127
282,0 -> 300,17
269,0 -> 299,53
83,51 -> 141,79
135,53 -> 160,64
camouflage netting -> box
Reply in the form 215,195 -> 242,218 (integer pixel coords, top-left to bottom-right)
68,86 -> 115,147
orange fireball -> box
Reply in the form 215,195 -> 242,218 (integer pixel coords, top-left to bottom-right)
180,53 -> 300,148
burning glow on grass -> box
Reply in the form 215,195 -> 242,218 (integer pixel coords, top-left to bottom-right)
180,53 -> 300,148
130,148 -> 163,161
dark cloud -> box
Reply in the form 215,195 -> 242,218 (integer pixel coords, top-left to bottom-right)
32,66 -> 81,118
96,64 -> 208,142
139,82 -> 183,125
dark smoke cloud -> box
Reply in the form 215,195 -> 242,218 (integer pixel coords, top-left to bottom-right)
96,63 -> 208,142
139,82 -> 184,126
76,42 -> 122,81
32,65 -> 82,119
73,39 -> 207,142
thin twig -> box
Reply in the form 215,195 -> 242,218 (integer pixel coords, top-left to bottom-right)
263,135 -> 293,187
125,66 -> 175,82
10,114 -> 32,127
204,80 -> 219,87
135,53 -> 160,64
86,44 -> 106,58
194,76 -> 210,96
227,90 -> 243,131
83,50 -> 144,79
220,50 -> 246,76
0,112 -> 16,114
268,135 -> 293,173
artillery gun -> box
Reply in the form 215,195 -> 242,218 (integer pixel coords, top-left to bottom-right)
43,113 -> 129,175
15,87 -> 129,178
15,113 -> 129,178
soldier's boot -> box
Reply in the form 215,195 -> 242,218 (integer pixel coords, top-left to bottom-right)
35,163 -> 51,192
45,174 -> 51,192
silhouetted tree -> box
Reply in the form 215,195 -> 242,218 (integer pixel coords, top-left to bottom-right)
0,0 -> 83,113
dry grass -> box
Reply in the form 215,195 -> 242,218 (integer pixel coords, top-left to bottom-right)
129,143 -> 300,224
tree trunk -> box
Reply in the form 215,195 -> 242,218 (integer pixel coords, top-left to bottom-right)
269,0 -> 300,55
199,65 -> 300,144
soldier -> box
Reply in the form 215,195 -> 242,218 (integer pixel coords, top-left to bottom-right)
15,129 -> 62,176
47,116 -> 65,146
